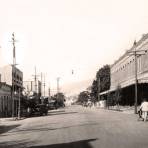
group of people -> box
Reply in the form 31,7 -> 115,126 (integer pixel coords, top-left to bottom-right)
82,99 -> 93,108
139,98 -> 148,122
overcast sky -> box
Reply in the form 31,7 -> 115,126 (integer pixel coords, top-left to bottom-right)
0,0 -> 148,96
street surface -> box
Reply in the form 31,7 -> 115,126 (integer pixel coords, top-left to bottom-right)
0,105 -> 148,148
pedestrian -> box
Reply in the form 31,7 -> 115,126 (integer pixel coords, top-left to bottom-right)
139,98 -> 148,122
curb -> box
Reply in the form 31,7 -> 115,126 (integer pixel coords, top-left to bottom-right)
0,117 -> 26,122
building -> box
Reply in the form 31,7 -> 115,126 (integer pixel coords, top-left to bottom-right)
100,34 -> 148,105
0,65 -> 23,117
0,82 -> 12,117
0,65 -> 23,89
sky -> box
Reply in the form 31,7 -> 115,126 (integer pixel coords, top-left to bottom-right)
0,0 -> 148,96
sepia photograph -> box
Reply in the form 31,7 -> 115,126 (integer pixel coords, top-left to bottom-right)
0,0 -> 148,148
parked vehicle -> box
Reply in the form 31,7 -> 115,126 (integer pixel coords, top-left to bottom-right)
27,104 -> 48,117
35,104 -> 48,116
48,101 -> 57,110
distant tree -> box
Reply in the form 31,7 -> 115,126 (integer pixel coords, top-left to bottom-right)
96,65 -> 110,92
77,91 -> 90,104
90,65 -> 110,102
90,80 -> 98,102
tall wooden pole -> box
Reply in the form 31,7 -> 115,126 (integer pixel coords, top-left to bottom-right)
127,40 -> 147,114
41,72 -> 42,96
134,50 -> 138,114
34,67 -> 37,93
12,33 -> 16,118
43,74 -> 45,97
18,88 -> 21,119
57,77 -> 60,93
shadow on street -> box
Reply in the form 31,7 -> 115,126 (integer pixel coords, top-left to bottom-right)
0,138 -> 97,148
2,122 -> 98,136
0,124 -> 20,134
48,111 -> 78,116
29,138 -> 97,148
26,110 -> 77,118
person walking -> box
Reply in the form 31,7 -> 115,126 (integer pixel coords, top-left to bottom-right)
140,98 -> 148,122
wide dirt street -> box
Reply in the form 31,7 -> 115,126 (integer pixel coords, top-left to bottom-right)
1,105 -> 148,148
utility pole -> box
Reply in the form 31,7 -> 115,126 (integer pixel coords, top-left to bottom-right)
12,32 -> 17,66
32,67 -> 39,93
40,72 -> 42,97
56,77 -> 60,104
18,88 -> 21,119
48,87 -> 51,98
57,77 -> 60,94
34,67 -> 37,93
127,40 -> 147,114
43,74 -> 46,97
32,67 -> 40,104
31,81 -> 33,91
11,32 -> 17,118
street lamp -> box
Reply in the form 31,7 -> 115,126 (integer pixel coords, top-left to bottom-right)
127,40 -> 147,114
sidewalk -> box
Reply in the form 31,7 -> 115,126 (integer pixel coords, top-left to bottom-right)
95,105 -> 138,114
0,117 -> 26,125
106,105 -> 138,114
0,108 -> 63,124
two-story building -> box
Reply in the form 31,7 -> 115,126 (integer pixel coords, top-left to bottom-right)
0,81 -> 12,117
100,34 -> 148,105
0,65 -> 23,117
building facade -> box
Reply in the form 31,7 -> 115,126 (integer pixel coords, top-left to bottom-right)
0,82 -> 12,117
0,65 -> 23,89
111,34 -> 148,91
106,34 -> 148,105
0,65 -> 23,117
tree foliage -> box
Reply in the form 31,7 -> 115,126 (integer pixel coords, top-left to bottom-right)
77,91 -> 90,104
90,65 -> 110,101
96,65 -> 110,92
90,80 -> 98,102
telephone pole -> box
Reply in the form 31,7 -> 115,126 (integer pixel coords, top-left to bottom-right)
11,32 -> 17,118
32,67 -> 39,93
57,77 -> 60,93
34,67 -> 37,93
18,88 -> 21,119
48,87 -> 51,98
41,72 -> 43,96
12,32 -> 17,66
127,40 -> 147,114
43,74 -> 46,97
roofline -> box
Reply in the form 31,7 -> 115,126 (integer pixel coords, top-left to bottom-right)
111,33 -> 148,68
